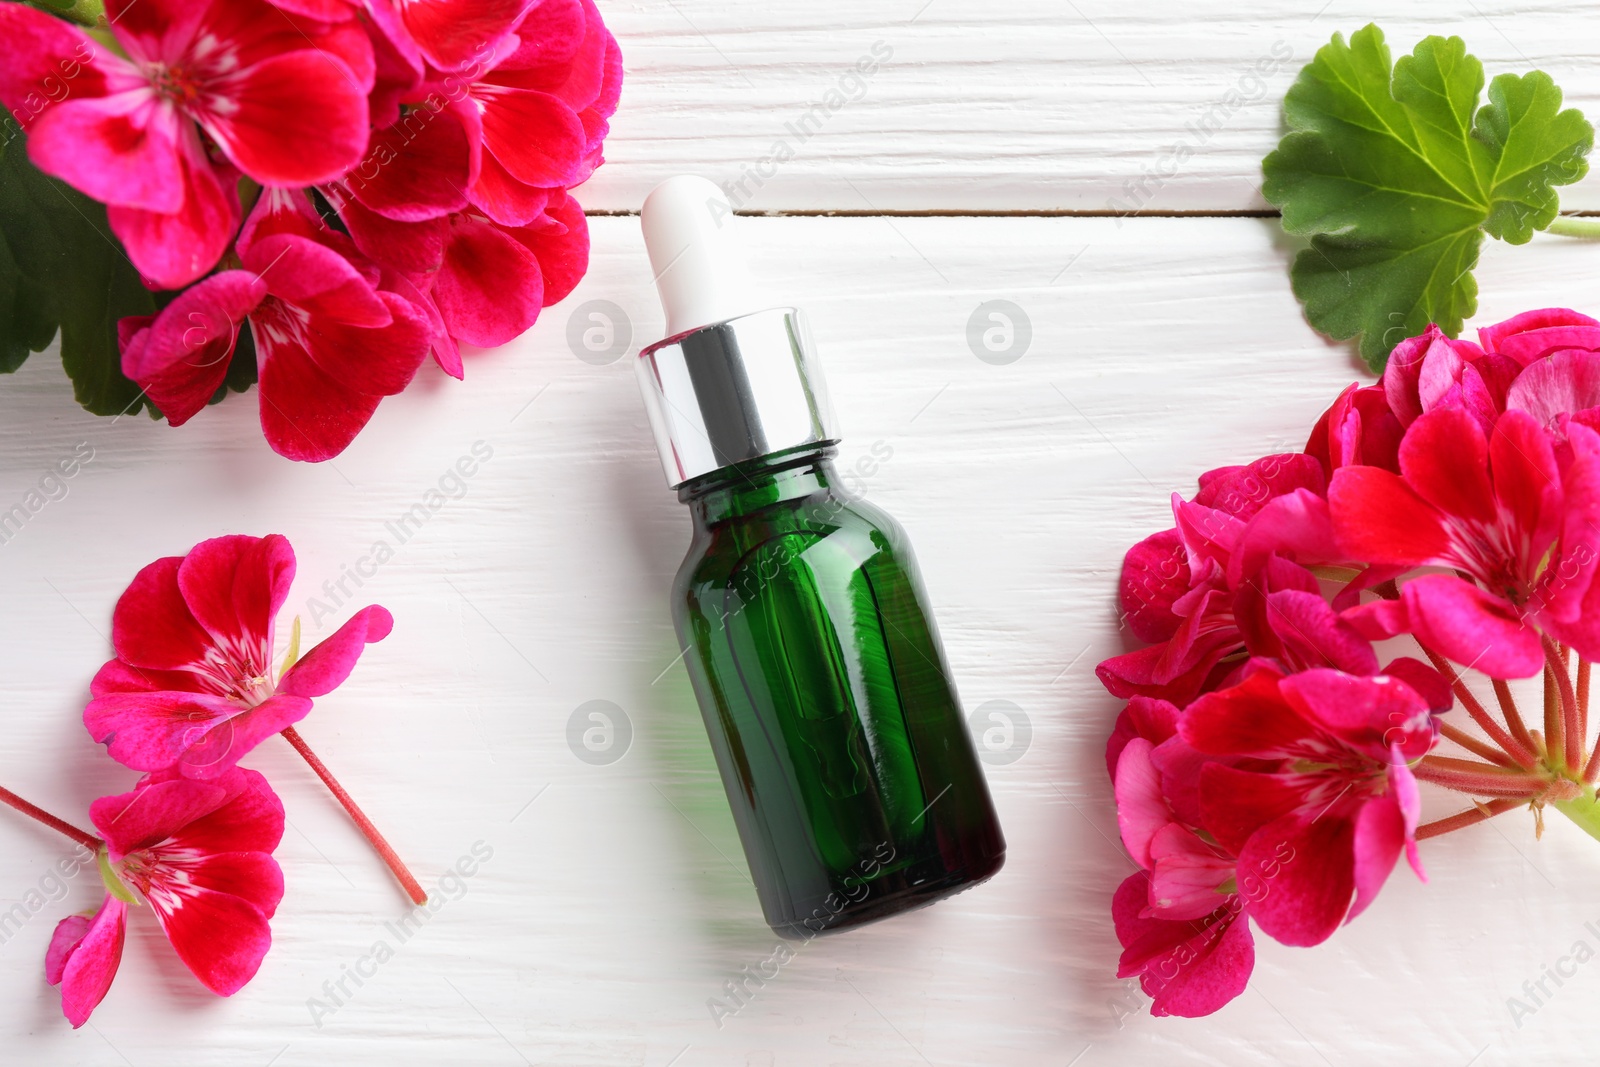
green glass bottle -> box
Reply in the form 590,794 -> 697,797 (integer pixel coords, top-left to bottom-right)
636,177 -> 1004,937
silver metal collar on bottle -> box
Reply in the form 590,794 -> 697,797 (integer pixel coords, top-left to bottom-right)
635,307 -> 839,488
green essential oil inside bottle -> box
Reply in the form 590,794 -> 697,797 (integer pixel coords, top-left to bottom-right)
637,177 -> 1005,937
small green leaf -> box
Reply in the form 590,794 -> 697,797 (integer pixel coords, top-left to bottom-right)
1263,25 -> 1593,370
96,848 -> 140,906
0,115 -> 159,416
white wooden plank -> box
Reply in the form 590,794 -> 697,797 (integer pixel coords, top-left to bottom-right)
584,0 -> 1600,213
0,215 -> 1595,1064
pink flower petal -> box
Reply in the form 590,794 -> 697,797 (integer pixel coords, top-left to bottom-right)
106,129 -> 242,289
1113,872 -> 1253,1018
515,189 -> 589,307
1349,794 -> 1406,921
475,85 -> 588,188
169,767 -> 285,860
1104,695 -> 1180,781
382,0 -> 535,70
280,605 -> 394,697
176,534 -> 295,671
178,694 -> 313,779
84,689 -> 242,772
110,556 -> 215,671
1328,466 -> 1451,566
254,319 -> 385,462
122,271 -> 266,426
245,235 -> 392,329
1479,307 -> 1600,364
1113,739 -> 1168,869
467,153 -> 553,226
434,215 -> 544,346
1118,529 -> 1189,644
347,106 -> 472,222
91,777 -> 230,858
0,5 -> 116,121
1505,349 -> 1600,432
46,896 -> 126,1029
28,91 -> 183,214
1397,407 -> 1496,523
302,292 -> 432,397
1401,573 -> 1544,678
199,50 -> 369,186
1197,763 -> 1305,856
1180,671 -> 1313,759
1237,810 -> 1353,947
148,874 -> 275,996
1147,823 -> 1235,920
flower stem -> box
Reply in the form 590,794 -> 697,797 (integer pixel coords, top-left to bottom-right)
279,727 -> 427,905
1437,721 -> 1514,767
1491,678 -> 1539,762
0,785 -> 101,853
1546,215 -> 1600,239
1416,799 -> 1522,840
24,0 -> 105,26
1544,637 -> 1583,773
1579,659 -> 1591,741
1412,755 -> 1550,797
1419,645 -> 1539,768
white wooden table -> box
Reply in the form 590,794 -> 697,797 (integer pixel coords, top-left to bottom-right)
4,3 -> 1600,1064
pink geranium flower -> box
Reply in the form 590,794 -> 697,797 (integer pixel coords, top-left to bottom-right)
0,0 -> 374,287
1330,407 -> 1600,678
84,534 -> 392,778
1180,666 -> 1440,945
47,768 -> 285,1026
119,190 -> 433,461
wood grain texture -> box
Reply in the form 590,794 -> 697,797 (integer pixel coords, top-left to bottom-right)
584,0 -> 1600,213
1,215 -> 1599,1064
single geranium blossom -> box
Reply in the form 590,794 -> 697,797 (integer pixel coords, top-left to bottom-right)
1180,666 -> 1441,945
1331,406 -> 1600,677
85,534 -> 390,777
47,768 -> 285,1026
119,189 -> 433,461
0,0 -> 374,287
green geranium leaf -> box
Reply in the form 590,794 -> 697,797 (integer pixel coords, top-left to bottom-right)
1263,24 -> 1593,371
0,115 -> 159,416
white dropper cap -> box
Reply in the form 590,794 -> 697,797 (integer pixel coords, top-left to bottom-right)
642,175 -> 764,337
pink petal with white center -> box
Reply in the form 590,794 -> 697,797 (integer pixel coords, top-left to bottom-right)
90,656 -> 209,699
1146,823 -> 1235,920
1237,810 -> 1353,947
245,235 -> 392,329
145,862 -> 277,996
106,130 -> 242,289
176,535 -> 295,676
110,556 -> 215,671
1401,573 -> 1543,679
475,85 -> 588,188
84,689 -> 243,772
1113,739 -> 1168,869
236,187 -> 328,259
280,605 -> 394,697
434,215 -> 544,346
46,896 -> 126,1029
122,271 -> 266,425
200,50 -> 369,186
29,91 -> 183,213
1328,465 -> 1451,567
1114,872 -> 1253,1018
253,313 -> 385,462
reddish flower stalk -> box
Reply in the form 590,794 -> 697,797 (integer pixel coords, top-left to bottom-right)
1416,799 -> 1524,840
0,786 -> 100,852
279,727 -> 426,906
1418,644 -> 1539,768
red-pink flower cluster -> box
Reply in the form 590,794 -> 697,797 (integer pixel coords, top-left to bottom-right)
1102,309 -> 1600,1017
3,534 -> 405,1027
0,0 -> 620,460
